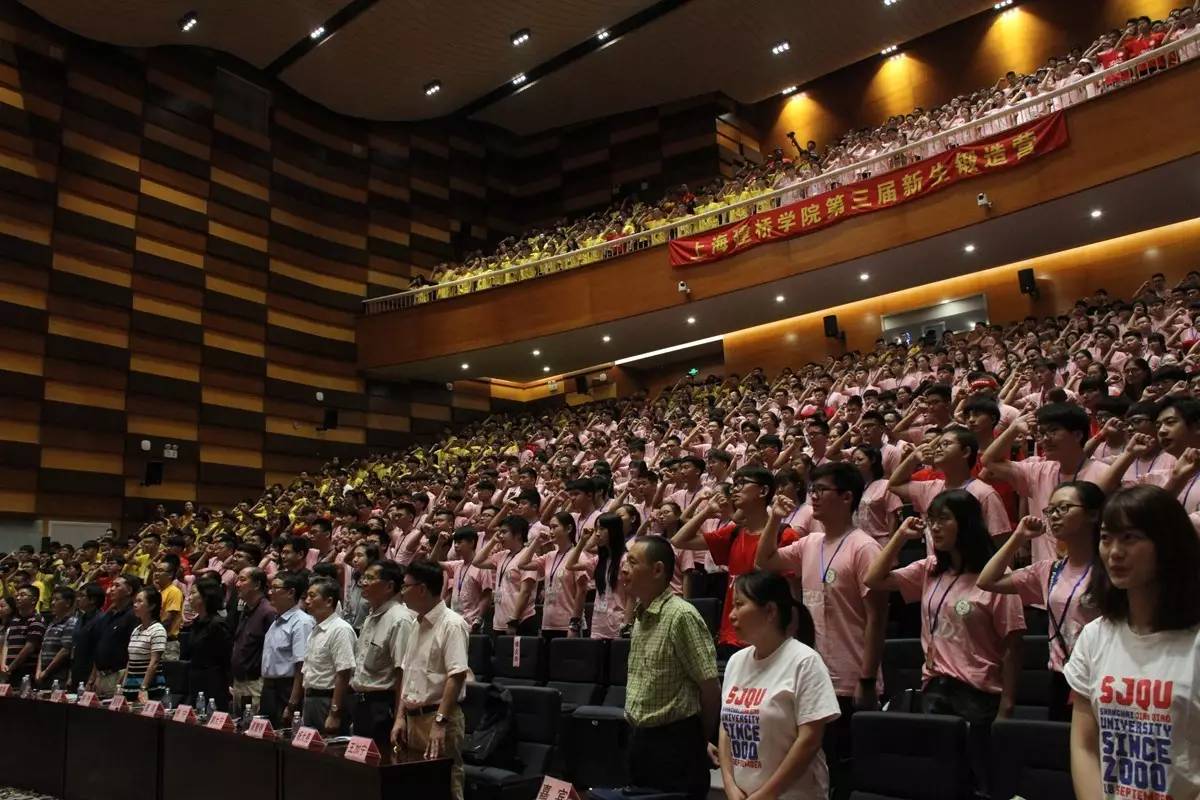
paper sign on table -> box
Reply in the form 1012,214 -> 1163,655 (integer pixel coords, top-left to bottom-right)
245,716 -> 276,740
108,695 -> 128,713
77,691 -> 99,707
0,684 -> 11,697
534,776 -> 581,800
205,711 -> 234,732
172,705 -> 197,724
344,735 -> 381,764
49,690 -> 67,703
291,726 -> 326,751
141,700 -> 164,718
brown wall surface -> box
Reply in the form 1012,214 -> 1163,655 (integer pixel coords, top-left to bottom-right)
756,0 -> 1181,155
722,217 -> 1200,375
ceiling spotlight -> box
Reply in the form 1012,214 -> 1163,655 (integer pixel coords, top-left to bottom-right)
178,11 -> 198,32
883,0 -> 900,5
880,44 -> 898,55
543,365 -> 551,373
1090,208 -> 1103,219
597,29 -> 611,41
460,363 -> 469,370
532,349 -> 541,356
309,26 -> 326,40
781,85 -> 799,96
964,243 -> 976,253
510,28 -> 531,47
771,41 -> 790,56
512,73 -> 527,86
859,272 -> 870,281
686,316 -> 696,325
993,0 -> 1013,9
775,294 -> 785,303
602,335 -> 612,343
423,80 -> 442,97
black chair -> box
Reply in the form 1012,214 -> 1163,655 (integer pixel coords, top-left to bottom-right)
687,597 -> 720,639
468,634 -> 493,681
546,638 -> 606,711
160,658 -> 189,705
881,638 -> 924,705
602,636 -> 630,707
490,635 -> 545,687
990,719 -> 1074,800
462,681 -> 489,733
464,686 -> 561,800
850,711 -> 970,800
1014,635 -> 1051,720
569,637 -> 632,787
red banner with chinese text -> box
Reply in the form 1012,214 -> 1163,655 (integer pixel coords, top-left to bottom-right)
669,112 -> 1069,267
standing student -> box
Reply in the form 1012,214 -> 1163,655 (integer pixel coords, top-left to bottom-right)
621,535 -> 720,800
978,480 -> 1103,720
472,516 -> 537,636
848,445 -> 903,544
350,560 -> 415,745
563,512 -> 629,639
864,490 -> 1025,791
1065,485 -> 1200,800
719,570 -> 840,800
432,527 -> 492,633
394,559 -> 472,800
515,512 -> 581,640
301,578 -> 357,735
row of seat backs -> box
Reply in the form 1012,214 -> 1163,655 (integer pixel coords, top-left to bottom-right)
850,713 -> 1073,800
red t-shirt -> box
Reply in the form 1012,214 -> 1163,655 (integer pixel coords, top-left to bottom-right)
703,523 -> 799,646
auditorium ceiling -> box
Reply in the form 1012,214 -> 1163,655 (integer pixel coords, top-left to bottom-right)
20,0 -> 997,134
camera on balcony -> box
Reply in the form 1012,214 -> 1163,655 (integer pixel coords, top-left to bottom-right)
678,281 -> 691,295
976,192 -> 992,209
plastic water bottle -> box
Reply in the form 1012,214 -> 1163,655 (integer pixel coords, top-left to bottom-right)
206,698 -> 216,720
196,691 -> 208,721
76,681 -> 85,696
163,688 -> 174,711
241,702 -> 253,731
291,710 -> 302,738
50,679 -> 60,693
19,675 -> 31,698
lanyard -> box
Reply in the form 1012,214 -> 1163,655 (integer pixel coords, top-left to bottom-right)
1183,472 -> 1200,511
1134,453 -> 1159,478
499,550 -> 519,593
819,535 -> 851,585
1046,559 -> 1092,659
1056,457 -> 1091,485
925,572 -> 962,638
548,549 -> 568,590
456,563 -> 469,598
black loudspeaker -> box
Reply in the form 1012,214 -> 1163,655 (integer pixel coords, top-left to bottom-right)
575,375 -> 589,394
823,315 -> 840,338
143,461 -> 163,487
320,408 -> 338,430
1018,268 -> 1037,296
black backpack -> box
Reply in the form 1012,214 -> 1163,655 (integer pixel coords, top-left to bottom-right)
461,683 -> 518,768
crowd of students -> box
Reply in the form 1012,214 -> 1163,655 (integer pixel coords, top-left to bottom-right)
3,267 -> 1200,800
401,6 -> 1200,302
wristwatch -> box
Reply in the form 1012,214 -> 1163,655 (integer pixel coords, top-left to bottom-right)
434,712 -> 447,725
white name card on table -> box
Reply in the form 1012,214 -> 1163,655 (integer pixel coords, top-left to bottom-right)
291,727 -> 325,751
77,691 -> 99,707
0,684 -> 11,697
172,705 -> 197,724
108,695 -> 129,713
535,776 -> 581,800
343,736 -> 381,764
205,711 -> 234,732
140,700 -> 164,718
49,690 -> 67,703
245,717 -> 276,740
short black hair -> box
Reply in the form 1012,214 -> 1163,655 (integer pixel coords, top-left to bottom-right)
274,573 -> 308,603
371,559 -> 405,595
1036,402 -> 1091,447
405,558 -> 444,596
632,535 -> 675,586
809,462 -> 865,512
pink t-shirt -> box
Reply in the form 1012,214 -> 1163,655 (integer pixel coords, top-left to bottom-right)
892,557 -> 1026,694
775,529 -> 883,697
880,443 -> 904,477
1009,458 -> 1108,563
1120,451 -> 1175,485
445,559 -> 493,628
855,479 -> 903,543
531,546 -> 584,631
781,503 -> 820,538
1136,467 -> 1200,514
1008,558 -> 1099,671
580,552 -> 628,639
908,478 -> 1012,551
487,548 -> 537,631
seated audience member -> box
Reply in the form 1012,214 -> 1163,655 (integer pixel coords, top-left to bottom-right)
1065,485 -> 1199,800
123,586 -> 167,701
260,573 -> 313,726
865,490 -> 1025,792
183,581 -> 232,712
301,577 -> 357,735
719,570 -> 839,800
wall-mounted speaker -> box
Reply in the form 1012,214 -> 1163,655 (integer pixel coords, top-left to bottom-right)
823,315 -> 840,338
143,461 -> 163,487
1018,268 -> 1038,296
575,375 -> 589,394
319,408 -> 339,430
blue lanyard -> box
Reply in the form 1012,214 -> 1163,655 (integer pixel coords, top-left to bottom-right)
1134,453 -> 1159,478
819,535 -> 850,585
1183,472 -> 1200,511
925,572 -> 962,637
1046,559 -> 1092,660
548,549 -> 568,590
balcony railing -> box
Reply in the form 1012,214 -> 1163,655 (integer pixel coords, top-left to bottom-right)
364,31 -> 1200,314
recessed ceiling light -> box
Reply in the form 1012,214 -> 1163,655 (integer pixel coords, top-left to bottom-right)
309,26 -> 326,40
859,272 -> 870,281
543,365 -> 551,373
602,335 -> 611,342
781,85 -> 799,96
178,11 -> 198,32
512,73 -> 527,86
964,243 -> 976,253
771,41 -> 790,56
596,29 -> 611,41
775,294 -> 785,303
880,44 -> 898,56
532,349 -> 541,356
686,316 -> 696,325
423,80 -> 442,97
883,0 -> 900,5
510,28 -> 531,47
1090,208 -> 1103,219
460,363 -> 469,370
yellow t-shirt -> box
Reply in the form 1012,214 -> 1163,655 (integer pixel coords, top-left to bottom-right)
160,582 -> 184,637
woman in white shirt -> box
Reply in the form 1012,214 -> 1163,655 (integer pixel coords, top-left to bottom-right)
719,570 -> 839,800
1065,485 -> 1200,800
123,586 -> 167,702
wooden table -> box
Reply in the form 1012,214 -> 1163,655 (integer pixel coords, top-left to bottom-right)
0,696 -> 69,796
282,742 -> 452,800
161,720 -> 280,800
64,703 -> 162,800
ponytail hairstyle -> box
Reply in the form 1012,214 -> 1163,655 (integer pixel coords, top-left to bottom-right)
595,513 -> 626,596
732,570 -> 815,647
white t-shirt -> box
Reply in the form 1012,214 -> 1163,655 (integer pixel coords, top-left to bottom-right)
1064,618 -> 1200,800
720,638 -> 841,800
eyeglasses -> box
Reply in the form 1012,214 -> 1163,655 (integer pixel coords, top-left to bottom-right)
808,484 -> 841,496
1042,503 -> 1085,518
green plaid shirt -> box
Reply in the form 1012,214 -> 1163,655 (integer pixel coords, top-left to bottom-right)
625,588 -> 718,727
